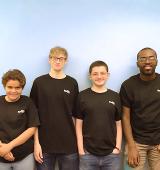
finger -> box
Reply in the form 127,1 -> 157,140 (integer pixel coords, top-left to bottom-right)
34,152 -> 43,164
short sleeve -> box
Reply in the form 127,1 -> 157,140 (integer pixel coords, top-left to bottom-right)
119,83 -> 132,108
74,94 -> 85,120
115,94 -> 122,121
26,98 -> 40,128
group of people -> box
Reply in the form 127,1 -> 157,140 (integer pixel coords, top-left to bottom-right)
0,46 -> 160,170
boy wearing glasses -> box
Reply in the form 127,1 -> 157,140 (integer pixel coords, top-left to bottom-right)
30,47 -> 79,170
76,60 -> 122,170
120,47 -> 160,170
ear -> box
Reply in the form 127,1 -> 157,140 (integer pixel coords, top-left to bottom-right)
49,57 -> 51,64
106,72 -> 110,80
88,74 -> 92,80
136,61 -> 140,68
156,59 -> 158,66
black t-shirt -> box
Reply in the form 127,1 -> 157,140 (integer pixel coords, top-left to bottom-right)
120,73 -> 160,145
75,88 -> 121,156
0,95 -> 40,162
30,74 -> 79,154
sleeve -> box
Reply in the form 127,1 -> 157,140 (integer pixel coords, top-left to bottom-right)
71,80 -> 79,117
115,94 -> 122,121
119,82 -> 132,108
26,98 -> 40,128
30,79 -> 39,108
74,94 -> 85,120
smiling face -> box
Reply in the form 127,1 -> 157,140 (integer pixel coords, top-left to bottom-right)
137,49 -> 157,78
90,66 -> 109,88
5,79 -> 23,102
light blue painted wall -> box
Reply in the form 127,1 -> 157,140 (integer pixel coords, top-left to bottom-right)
1,1 -> 160,169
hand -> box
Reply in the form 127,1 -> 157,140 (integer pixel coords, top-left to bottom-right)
78,150 -> 85,156
4,152 -> 15,161
127,144 -> 140,168
112,148 -> 120,154
0,141 -> 13,157
34,142 -> 43,164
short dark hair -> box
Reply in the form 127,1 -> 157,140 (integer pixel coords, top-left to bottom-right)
137,47 -> 157,60
2,69 -> 26,88
89,60 -> 108,74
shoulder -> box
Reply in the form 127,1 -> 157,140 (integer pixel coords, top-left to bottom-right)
108,89 -> 119,96
20,95 -> 32,103
79,88 -> 90,95
66,75 -> 78,85
33,74 -> 49,83
121,74 -> 139,87
0,96 -> 5,103
78,88 -> 92,99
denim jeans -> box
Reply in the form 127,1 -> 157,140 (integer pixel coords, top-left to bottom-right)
36,152 -> 79,170
79,152 -> 121,170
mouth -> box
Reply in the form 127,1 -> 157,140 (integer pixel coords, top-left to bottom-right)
143,65 -> 152,70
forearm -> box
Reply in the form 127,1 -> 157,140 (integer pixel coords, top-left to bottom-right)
34,128 -> 40,145
9,127 -> 37,149
122,106 -> 135,146
75,119 -> 84,154
115,120 -> 122,150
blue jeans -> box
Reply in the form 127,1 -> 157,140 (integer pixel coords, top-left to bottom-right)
36,153 -> 79,170
79,152 -> 121,170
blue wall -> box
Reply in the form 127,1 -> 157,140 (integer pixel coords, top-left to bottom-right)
1,1 -> 160,168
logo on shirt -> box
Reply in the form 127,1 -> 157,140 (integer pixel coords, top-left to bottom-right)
109,101 -> 115,105
157,89 -> 160,92
17,110 -> 25,114
64,89 -> 70,94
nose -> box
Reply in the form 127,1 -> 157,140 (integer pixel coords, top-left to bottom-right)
11,88 -> 17,93
145,58 -> 150,63
97,73 -> 101,78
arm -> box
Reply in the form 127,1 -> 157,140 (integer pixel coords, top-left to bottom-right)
0,127 -> 36,157
113,120 -> 122,154
34,128 -> 43,164
75,119 -> 85,155
72,117 -> 76,126
122,106 -> 140,167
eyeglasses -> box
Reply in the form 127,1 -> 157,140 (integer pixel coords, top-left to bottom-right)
138,56 -> 157,63
51,57 -> 66,62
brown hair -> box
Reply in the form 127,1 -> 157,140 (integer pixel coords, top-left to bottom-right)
2,69 -> 26,88
89,60 -> 108,74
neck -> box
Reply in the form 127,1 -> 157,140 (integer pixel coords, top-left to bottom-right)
49,69 -> 66,79
91,85 -> 107,93
140,73 -> 156,81
5,96 -> 20,102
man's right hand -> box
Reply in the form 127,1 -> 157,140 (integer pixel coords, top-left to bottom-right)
127,144 -> 140,168
34,142 -> 43,164
4,152 -> 15,161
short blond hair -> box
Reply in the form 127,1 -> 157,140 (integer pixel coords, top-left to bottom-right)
49,46 -> 68,59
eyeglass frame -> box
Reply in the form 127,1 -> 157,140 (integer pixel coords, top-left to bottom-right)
50,56 -> 67,62
137,56 -> 157,63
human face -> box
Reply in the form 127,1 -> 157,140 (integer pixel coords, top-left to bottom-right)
90,66 -> 109,88
49,54 -> 67,72
137,49 -> 157,76
5,80 -> 22,102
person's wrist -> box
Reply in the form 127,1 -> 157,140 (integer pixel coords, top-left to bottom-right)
115,146 -> 121,152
